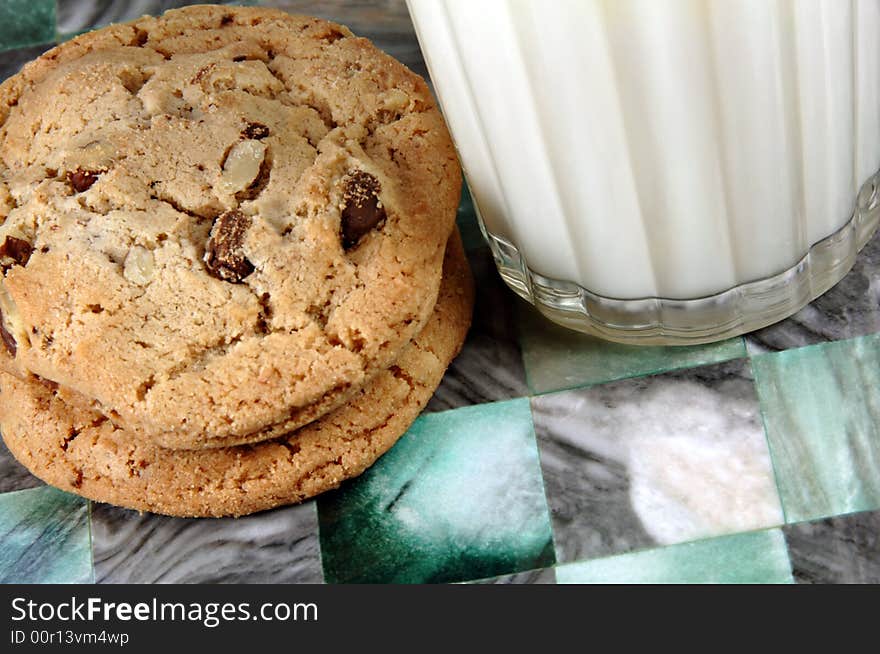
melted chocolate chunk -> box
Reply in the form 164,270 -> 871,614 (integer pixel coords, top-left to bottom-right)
0,308 -> 16,356
340,170 -> 386,250
0,236 -> 32,267
204,210 -> 254,283
242,122 -> 270,139
67,169 -> 102,192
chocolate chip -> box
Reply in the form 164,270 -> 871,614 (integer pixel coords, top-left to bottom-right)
340,170 -> 386,250
0,236 -> 32,267
0,308 -> 16,356
242,122 -> 270,140
204,210 -> 254,283
67,169 -> 102,192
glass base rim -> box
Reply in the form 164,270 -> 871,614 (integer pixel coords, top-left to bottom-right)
480,170 -> 880,346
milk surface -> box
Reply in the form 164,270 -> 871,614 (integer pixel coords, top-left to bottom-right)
407,0 -> 880,299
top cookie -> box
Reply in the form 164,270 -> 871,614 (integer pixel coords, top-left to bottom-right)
0,5 -> 461,447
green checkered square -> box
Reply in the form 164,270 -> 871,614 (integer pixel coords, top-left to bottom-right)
318,399 -> 554,583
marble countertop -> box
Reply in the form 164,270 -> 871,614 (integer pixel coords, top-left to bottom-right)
0,0 -> 878,585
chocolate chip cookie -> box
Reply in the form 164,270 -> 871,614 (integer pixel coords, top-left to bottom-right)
0,5 -> 461,448
0,231 -> 473,517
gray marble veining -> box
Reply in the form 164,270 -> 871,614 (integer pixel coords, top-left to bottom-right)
532,358 -> 783,564
92,501 -> 323,583
0,487 -> 92,584
783,510 -> 880,584
747,228 -> 880,353
0,438 -> 44,493
55,0 -> 429,80
56,0 -> 244,35
57,0 -> 179,34
532,391 -> 658,563
426,248 -> 529,412
0,43 -> 54,83
471,566 -> 557,585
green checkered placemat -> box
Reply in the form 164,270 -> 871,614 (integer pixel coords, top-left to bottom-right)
1,1 -> 878,585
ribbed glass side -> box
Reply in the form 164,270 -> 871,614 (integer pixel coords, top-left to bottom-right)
408,0 -> 880,343
482,169 -> 880,345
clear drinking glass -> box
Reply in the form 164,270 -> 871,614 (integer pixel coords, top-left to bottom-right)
407,0 -> 880,344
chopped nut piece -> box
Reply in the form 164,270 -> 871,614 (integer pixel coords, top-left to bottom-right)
123,246 -> 155,286
384,88 -> 410,112
221,140 -> 266,193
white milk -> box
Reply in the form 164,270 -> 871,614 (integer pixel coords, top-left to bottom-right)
407,0 -> 880,300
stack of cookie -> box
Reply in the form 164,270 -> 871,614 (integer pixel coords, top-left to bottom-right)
0,6 -> 472,517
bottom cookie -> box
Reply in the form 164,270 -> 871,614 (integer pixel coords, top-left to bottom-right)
0,233 -> 473,517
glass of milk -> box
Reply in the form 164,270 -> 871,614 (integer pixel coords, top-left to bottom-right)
406,0 -> 880,344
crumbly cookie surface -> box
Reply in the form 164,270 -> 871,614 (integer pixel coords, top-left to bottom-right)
0,5 -> 461,447
0,232 -> 473,517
